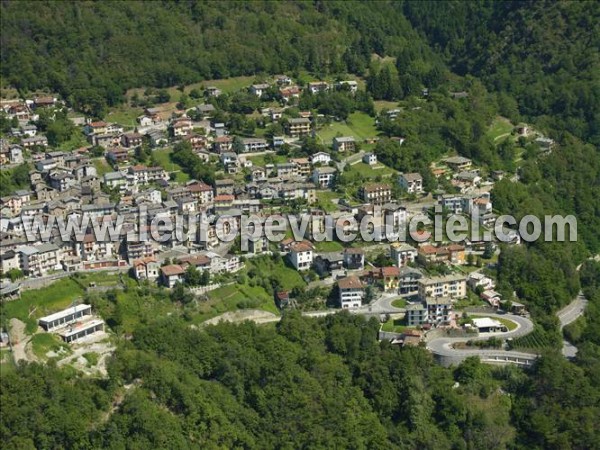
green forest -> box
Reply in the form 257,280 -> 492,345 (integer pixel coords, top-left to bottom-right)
2,1 -> 600,448
3,311 -> 600,449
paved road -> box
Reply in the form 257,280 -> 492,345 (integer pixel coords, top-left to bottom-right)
426,313 -> 537,367
557,291 -> 588,329
557,291 -> 588,358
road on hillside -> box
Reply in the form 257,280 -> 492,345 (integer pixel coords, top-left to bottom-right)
557,291 -> 588,329
426,313 -> 536,366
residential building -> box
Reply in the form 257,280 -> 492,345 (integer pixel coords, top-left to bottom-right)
444,156 -> 472,171
187,181 -> 214,204
128,165 -> 169,185
287,118 -> 311,137
18,243 -> 61,277
241,137 -> 269,153
213,136 -> 234,153
289,158 -> 311,177
21,135 -> 48,148
398,172 -> 423,194
171,119 -> 193,137
398,267 -> 423,296
276,162 -> 298,178
362,153 -> 377,165
467,272 -> 495,290
310,152 -> 331,165
391,243 -> 418,267
358,183 -> 392,204
160,264 -> 185,288
332,136 -> 356,153
288,241 -> 313,271
406,303 -> 429,326
336,80 -> 358,93
133,256 -> 160,281
308,81 -> 329,94
121,132 -> 143,148
418,274 -> 467,300
343,248 -> 365,270
205,86 -> 222,97
250,83 -> 270,97
338,276 -> 364,309
214,179 -> 235,195
426,296 -> 453,326
312,166 -> 336,188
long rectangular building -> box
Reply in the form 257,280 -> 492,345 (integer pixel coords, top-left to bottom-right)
38,304 -> 92,331
58,319 -> 105,343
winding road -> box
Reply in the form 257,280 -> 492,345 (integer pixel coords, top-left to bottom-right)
424,289 -> 589,367
425,313 -> 537,367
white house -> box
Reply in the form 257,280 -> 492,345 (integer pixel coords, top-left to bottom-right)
250,83 -> 270,97
310,152 -> 331,165
338,276 -> 364,309
362,153 -> 377,165
288,241 -> 313,271
312,167 -> 336,188
160,264 -> 185,288
398,172 -> 423,194
390,243 -> 418,267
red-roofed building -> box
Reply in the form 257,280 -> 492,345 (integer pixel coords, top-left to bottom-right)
188,181 -> 214,204
160,264 -> 185,288
133,256 -> 160,281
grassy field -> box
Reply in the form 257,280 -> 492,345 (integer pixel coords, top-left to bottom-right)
193,256 -> 306,322
248,153 -> 288,167
93,158 -> 113,177
1,272 -> 122,334
373,100 -> 400,112
391,298 -> 407,308
196,76 -> 255,94
106,105 -> 143,128
345,161 -> 397,180
315,190 -> 341,212
57,132 -> 89,152
381,315 -> 409,333
487,117 -> 514,142
152,148 -> 190,182
31,332 -> 70,360
313,241 -> 345,252
316,112 -> 378,144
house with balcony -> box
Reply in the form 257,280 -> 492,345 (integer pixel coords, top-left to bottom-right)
338,276 -> 364,309
398,172 -> 423,194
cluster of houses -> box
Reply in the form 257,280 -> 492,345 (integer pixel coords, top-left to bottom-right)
1,76 -> 522,331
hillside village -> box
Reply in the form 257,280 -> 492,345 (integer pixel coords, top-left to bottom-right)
0,74 -> 554,358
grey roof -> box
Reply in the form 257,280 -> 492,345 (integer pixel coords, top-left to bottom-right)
333,136 -> 355,143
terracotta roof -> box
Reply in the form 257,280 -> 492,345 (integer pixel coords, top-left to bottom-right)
380,266 -> 400,277
290,241 -> 313,253
134,256 -> 157,267
214,194 -> 234,202
188,182 -> 213,192
160,264 -> 185,276
178,254 -> 210,266
419,245 -> 438,255
338,276 -> 363,290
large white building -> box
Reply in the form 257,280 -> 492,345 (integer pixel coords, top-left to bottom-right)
338,276 -> 364,309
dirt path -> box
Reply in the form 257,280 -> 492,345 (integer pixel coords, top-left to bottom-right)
8,318 -> 36,364
201,309 -> 279,326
